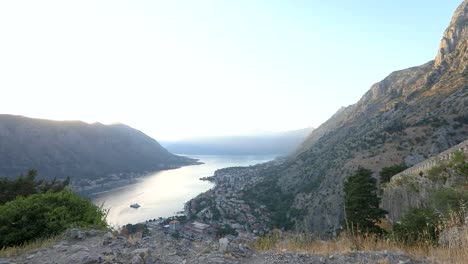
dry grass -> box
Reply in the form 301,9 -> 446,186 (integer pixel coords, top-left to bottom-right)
0,235 -> 60,258
252,228 -> 468,264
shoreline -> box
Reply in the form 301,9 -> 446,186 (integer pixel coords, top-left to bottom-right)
75,160 -> 204,197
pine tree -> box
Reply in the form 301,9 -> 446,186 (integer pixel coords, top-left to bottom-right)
343,167 -> 387,234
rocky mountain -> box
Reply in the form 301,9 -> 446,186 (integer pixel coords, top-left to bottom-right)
162,127 -> 313,156
0,115 -> 196,182
245,0 -> 468,234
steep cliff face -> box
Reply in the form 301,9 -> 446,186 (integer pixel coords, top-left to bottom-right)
435,1 -> 468,67
0,115 -> 195,181
247,0 -> 468,233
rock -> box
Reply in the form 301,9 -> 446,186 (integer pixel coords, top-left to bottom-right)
69,252 -> 91,264
65,228 -> 87,240
85,229 -> 99,236
404,153 -> 425,167
0,259 -> 11,264
144,256 -> 156,264
219,238 -> 229,252
53,242 -> 69,252
131,254 -> 144,264
182,238 -> 191,248
70,244 -> 90,253
131,248 -> 149,258
26,254 -> 37,259
238,243 -> 249,253
102,232 -> 114,245
81,255 -> 100,264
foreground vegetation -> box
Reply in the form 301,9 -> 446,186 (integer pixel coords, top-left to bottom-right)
254,151 -> 468,262
253,228 -> 468,264
0,171 -> 107,248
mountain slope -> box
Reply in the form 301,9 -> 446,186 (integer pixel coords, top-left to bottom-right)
0,115 -> 195,181
247,0 -> 468,233
163,127 -> 313,156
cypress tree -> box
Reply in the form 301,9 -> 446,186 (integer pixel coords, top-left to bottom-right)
343,167 -> 387,234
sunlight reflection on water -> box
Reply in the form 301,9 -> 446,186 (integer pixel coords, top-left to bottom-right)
92,155 -> 275,227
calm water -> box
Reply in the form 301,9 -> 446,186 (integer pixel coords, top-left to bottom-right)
92,155 -> 275,227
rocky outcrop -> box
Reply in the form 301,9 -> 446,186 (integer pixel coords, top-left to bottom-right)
435,1 -> 468,67
245,0 -> 468,234
4,227 -> 429,264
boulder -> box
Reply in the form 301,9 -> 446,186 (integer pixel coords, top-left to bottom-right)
219,238 -> 229,252
131,255 -> 144,264
64,228 -> 86,240
102,232 -> 114,245
131,248 -> 149,258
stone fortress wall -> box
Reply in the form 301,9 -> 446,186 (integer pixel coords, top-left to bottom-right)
391,139 -> 468,182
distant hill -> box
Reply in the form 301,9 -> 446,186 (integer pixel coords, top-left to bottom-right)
0,115 -> 196,181
162,127 -> 314,155
244,0 -> 468,234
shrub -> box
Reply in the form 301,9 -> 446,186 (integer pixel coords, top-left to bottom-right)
427,165 -> 446,181
450,151 -> 465,165
450,151 -> 468,178
379,164 -> 408,185
121,223 -> 149,237
0,190 -> 107,247
0,170 -> 69,205
456,163 -> 468,178
216,224 -> 238,237
429,188 -> 468,215
392,207 -> 440,245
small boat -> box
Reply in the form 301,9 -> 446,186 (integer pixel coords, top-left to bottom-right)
130,203 -> 141,209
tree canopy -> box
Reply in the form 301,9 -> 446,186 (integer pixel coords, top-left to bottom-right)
0,169 -> 69,205
344,167 -> 387,234
379,164 -> 408,185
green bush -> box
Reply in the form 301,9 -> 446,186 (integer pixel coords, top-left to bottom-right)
450,151 -> 465,165
450,151 -> 468,178
429,188 -> 468,214
379,164 -> 408,185
456,162 -> 468,178
0,190 -> 107,247
121,223 -> 150,237
216,224 -> 238,237
392,207 -> 439,245
0,170 -> 69,205
427,165 -> 446,181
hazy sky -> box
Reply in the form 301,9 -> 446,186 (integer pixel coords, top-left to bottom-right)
0,1 -> 462,140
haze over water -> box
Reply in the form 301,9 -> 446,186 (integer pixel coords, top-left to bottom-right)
92,155 -> 275,227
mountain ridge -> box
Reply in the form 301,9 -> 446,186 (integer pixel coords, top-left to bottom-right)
247,0 -> 468,234
0,114 -> 196,183
163,127 -> 313,156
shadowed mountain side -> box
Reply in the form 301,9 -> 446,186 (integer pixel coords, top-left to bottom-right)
0,115 -> 196,181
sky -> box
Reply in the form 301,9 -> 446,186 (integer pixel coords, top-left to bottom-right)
0,0 -> 463,140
